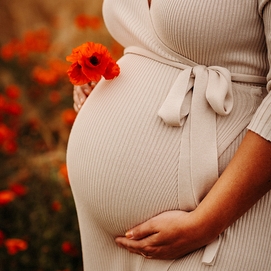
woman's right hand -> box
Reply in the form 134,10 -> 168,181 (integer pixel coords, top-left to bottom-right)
73,82 -> 97,112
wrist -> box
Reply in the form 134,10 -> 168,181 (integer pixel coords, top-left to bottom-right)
189,208 -> 222,246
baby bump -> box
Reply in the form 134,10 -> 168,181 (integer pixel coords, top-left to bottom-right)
67,55 -> 183,236
67,55 -> 265,236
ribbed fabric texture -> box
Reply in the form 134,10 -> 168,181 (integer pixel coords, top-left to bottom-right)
104,0 -> 271,142
247,2 -> 271,141
67,0 -> 271,270
248,92 -> 271,140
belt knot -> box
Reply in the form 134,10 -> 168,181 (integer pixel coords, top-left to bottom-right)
158,65 -> 233,126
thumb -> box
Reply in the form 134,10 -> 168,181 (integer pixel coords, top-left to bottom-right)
125,219 -> 158,240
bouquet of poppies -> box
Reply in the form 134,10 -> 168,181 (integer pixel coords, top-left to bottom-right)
66,42 -> 120,85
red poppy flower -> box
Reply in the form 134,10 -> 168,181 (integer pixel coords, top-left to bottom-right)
5,238 -> 28,255
48,58 -> 69,77
0,124 -> 12,145
59,163 -> 69,185
61,109 -> 77,125
67,62 -> 89,85
32,66 -> 59,85
0,95 -> 6,111
61,241 -> 78,256
66,42 -> 120,85
66,46 -> 83,63
0,230 -> 5,246
104,59 -> 121,80
75,14 -> 102,30
3,140 -> 17,154
23,29 -> 50,53
4,102 -> 23,116
0,190 -> 15,206
9,183 -> 28,196
5,85 -> 21,99
0,40 -> 19,60
51,200 -> 62,212
49,91 -> 61,104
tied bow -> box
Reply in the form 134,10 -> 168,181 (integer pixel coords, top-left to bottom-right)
158,65 -> 233,127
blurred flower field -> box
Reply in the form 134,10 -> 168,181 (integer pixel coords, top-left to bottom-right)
0,3 -> 123,270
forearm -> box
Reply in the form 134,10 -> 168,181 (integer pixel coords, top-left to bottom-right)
193,130 -> 271,242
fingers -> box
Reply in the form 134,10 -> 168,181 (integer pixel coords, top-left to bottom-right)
73,101 -> 81,113
73,87 -> 84,113
115,235 -> 158,258
125,218 -> 158,240
73,82 -> 97,112
114,211 -> 194,260
88,81 -> 97,90
115,219 -> 160,258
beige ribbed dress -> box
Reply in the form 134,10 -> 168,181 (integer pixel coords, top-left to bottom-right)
66,0 -> 271,270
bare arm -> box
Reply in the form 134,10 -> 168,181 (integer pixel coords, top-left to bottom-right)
193,130 -> 271,238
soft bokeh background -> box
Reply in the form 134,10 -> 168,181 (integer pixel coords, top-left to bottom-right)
0,1 -> 123,270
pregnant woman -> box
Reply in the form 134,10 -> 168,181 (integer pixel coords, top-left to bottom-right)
67,0 -> 271,270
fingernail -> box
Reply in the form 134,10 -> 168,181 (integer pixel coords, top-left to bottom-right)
125,231 -> 134,239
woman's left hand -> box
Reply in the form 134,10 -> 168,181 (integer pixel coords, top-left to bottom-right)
115,210 -> 214,260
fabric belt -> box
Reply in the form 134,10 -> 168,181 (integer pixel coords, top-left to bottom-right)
124,46 -> 266,266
